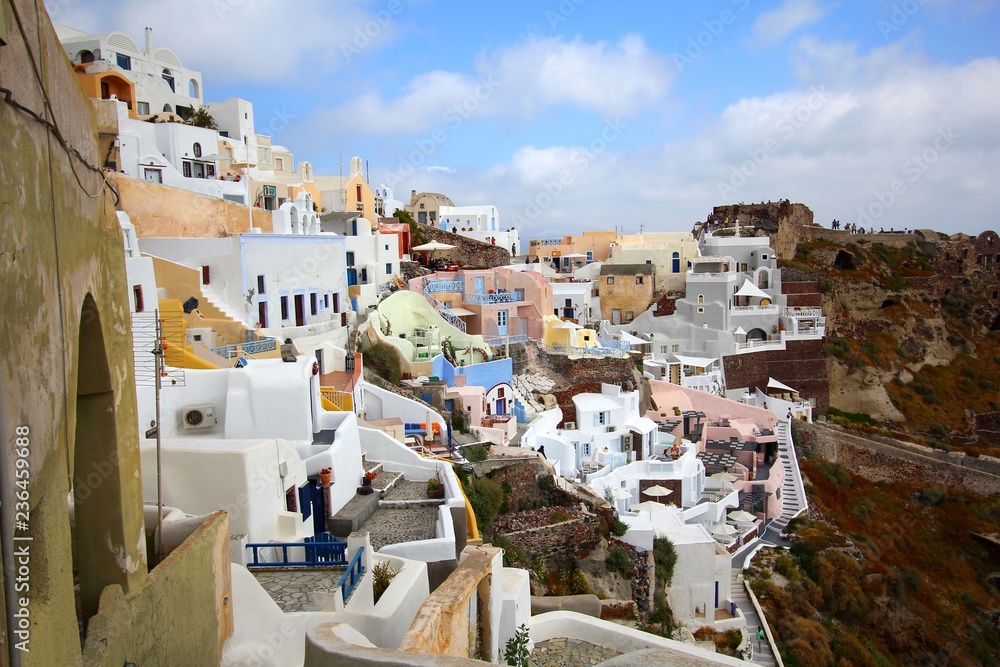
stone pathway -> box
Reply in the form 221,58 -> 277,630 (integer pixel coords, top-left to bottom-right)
252,568 -> 345,613
383,479 -> 432,501
530,638 -> 621,667
355,506 -> 440,551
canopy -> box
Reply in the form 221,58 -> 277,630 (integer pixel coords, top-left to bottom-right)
445,307 -> 476,317
711,523 -> 738,536
672,354 -> 717,369
562,252 -> 588,258
612,488 -> 632,500
766,377 -> 797,393
728,510 -> 757,522
734,279 -> 770,300
412,241 -> 455,252
632,500 -> 668,513
556,320 -> 583,329
709,471 -> 739,483
644,485 -> 673,498
618,331 -> 647,345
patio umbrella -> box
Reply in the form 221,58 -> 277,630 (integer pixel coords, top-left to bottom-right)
632,500 -> 667,513
644,485 -> 673,498
728,510 -> 757,523
710,471 -> 739,483
412,241 -> 456,252
711,523 -> 738,536
612,488 -> 632,500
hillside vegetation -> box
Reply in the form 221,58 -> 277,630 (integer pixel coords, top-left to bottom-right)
747,458 -> 1000,666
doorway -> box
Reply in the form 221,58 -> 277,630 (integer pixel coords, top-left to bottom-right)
294,294 -> 305,326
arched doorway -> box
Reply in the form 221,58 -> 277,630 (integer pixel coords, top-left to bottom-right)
71,294 -> 144,636
746,328 -> 767,341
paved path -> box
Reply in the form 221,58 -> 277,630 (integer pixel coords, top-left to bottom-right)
530,638 -> 622,666
730,570 -> 775,666
356,505 -> 440,551
252,569 -> 345,612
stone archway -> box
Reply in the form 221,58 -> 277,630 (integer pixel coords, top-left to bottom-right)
72,294 -> 145,632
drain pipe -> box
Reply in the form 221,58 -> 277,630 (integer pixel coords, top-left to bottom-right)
0,374 -> 23,667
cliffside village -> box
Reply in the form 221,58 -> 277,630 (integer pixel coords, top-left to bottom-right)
5,10 -> 1000,667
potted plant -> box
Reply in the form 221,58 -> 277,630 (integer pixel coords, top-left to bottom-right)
358,470 -> 377,495
426,472 -> 444,499
319,467 -> 332,486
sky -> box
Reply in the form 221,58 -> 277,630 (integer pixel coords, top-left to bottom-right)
48,0 -> 1000,239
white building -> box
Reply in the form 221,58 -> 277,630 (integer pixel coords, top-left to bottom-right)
551,281 -> 597,325
56,24 -> 203,117
319,211 -> 402,313
439,204 -> 520,255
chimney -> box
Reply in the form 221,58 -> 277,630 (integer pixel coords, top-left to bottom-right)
145,27 -> 153,56
350,156 -> 362,177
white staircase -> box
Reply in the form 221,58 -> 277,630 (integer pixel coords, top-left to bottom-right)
730,570 -> 776,666
767,420 -> 808,539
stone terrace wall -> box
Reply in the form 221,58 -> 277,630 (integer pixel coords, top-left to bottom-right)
723,339 -> 830,414
487,460 -> 552,512
494,506 -> 601,562
795,421 -> 1000,495
419,225 -> 511,268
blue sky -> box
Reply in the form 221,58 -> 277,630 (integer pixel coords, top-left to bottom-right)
49,0 -> 1000,238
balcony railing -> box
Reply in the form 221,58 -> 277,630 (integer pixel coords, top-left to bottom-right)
783,308 -> 823,318
426,280 -> 464,294
530,239 -> 562,246
210,337 -> 279,359
465,292 -> 517,305
484,333 -> 529,346
544,343 -> 627,358
687,271 -> 734,279
731,305 -> 779,314
736,338 -> 784,350
245,533 -> 348,568
423,287 -> 466,332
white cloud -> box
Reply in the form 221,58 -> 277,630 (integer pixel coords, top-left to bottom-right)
318,34 -> 673,135
393,42 -> 1000,241
751,0 -> 827,45
45,0 -> 398,84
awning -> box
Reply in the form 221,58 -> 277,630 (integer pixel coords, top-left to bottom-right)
446,307 -> 476,316
735,279 -> 770,300
672,354 -> 717,368
766,377 -> 797,393
618,331 -> 647,345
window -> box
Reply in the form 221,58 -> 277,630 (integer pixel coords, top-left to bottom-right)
698,294 -> 704,303
498,388 -> 505,398
697,307 -> 705,314
275,157 -> 284,170
280,296 -> 289,321
554,309 -> 559,316
132,285 -> 144,312
626,312 -> 634,322
115,53 -> 131,70
256,275 -> 265,294
606,277 -> 614,285
182,161 -> 192,178
672,344 -> 680,353
360,268 -> 368,283
635,275 -> 643,285
672,251 -> 680,273
586,251 -> 593,262
136,101 -> 149,116
645,259 -> 652,264
356,184 -> 362,202
193,142 -> 202,158
189,79 -> 200,98
741,263 -> 748,272
761,254 -> 769,260
258,146 -> 269,163
346,252 -> 355,266
310,292 -> 318,315
595,411 -> 609,426
565,298 -> 573,307
143,168 -> 162,184
385,263 -> 392,275
162,69 -> 175,92
660,345 -> 668,353
582,442 -> 591,457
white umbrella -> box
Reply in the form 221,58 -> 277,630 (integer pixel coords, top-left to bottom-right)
728,510 -> 757,523
644,485 -> 673,498
412,241 -> 456,252
556,320 -> 583,329
711,523 -> 738,536
612,488 -> 632,500
710,471 -> 739,483
632,500 -> 667,513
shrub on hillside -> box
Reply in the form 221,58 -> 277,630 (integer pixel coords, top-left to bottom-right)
605,547 -> 632,576
467,478 -> 504,533
361,340 -> 402,384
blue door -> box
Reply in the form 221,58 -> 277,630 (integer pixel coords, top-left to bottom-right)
497,309 -> 508,336
474,277 -> 485,294
347,269 -> 358,286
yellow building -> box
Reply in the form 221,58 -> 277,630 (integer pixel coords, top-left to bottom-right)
527,230 -> 618,268
599,264 -> 656,324
313,156 -> 378,218
1,4 -> 231,664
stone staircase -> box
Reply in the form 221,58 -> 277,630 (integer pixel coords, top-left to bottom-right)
730,570 -> 776,666
765,420 -> 808,541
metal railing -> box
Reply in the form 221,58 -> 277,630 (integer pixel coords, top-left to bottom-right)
320,387 -> 354,411
425,279 -> 464,294
210,337 -> 279,359
782,308 -> 822,318
735,339 -> 784,350
543,343 -> 627,358
245,533 -> 348,568
464,292 -> 517,305
338,546 -> 366,604
422,287 -> 467,332
484,333 -> 529,346
731,305 -> 778,314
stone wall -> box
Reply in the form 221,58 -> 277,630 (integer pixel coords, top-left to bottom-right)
794,421 -> 1000,495
486,460 -> 552,513
416,225 -> 511,269
494,506 -> 601,563
723,339 -> 830,414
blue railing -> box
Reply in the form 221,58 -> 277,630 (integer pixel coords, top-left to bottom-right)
211,337 -> 279,359
464,292 -> 517,305
338,546 -> 366,604
543,343 -> 627,358
245,533 -> 349,568
484,333 -> 529,346
426,279 -> 464,294
423,288 -> 467,332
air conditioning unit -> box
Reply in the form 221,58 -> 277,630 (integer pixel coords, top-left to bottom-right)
564,421 -> 576,430
182,405 -> 217,430
606,425 -> 616,433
